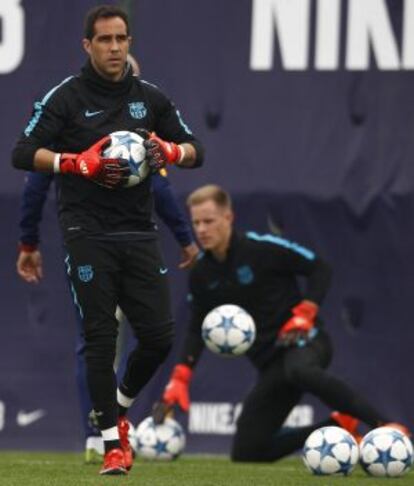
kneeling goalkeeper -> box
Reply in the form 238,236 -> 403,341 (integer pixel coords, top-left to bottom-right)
154,184 -> 409,461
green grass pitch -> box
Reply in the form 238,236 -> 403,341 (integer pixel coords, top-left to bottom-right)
0,452 -> 412,485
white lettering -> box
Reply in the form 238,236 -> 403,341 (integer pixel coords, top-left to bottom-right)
346,0 -> 400,70
315,0 -> 341,70
233,403 -> 243,424
189,402 -> 313,435
284,404 -> 313,427
0,0 -> 25,74
402,0 -> 414,69
250,0 -> 411,71
215,404 -> 234,434
189,403 -> 236,435
250,0 -> 311,71
0,401 -> 5,431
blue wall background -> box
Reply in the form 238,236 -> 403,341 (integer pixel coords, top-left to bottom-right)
1,0 -> 413,453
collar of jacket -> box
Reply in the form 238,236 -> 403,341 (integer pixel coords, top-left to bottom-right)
81,59 -> 134,96
205,230 -> 240,265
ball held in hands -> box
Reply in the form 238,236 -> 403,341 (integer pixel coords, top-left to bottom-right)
140,131 -> 184,172
56,135 -> 131,188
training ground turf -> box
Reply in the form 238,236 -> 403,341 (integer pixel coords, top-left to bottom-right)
0,452 -> 412,485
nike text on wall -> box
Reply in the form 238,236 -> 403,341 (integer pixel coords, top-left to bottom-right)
250,0 -> 414,71
188,402 -> 313,434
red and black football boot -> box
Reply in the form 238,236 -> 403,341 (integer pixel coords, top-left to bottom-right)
99,448 -> 127,475
118,416 -> 134,470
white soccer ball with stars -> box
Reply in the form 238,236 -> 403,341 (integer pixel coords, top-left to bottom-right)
302,426 -> 359,475
359,426 -> 413,477
103,130 -> 149,187
201,304 -> 256,357
135,416 -> 186,460
126,420 -> 138,453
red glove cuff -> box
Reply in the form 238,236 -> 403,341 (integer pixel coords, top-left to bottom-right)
148,133 -> 184,165
171,364 -> 193,384
55,153 -> 77,174
56,137 -> 111,177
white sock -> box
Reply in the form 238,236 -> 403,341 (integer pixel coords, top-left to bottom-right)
117,389 -> 135,409
86,436 -> 104,454
101,426 -> 119,442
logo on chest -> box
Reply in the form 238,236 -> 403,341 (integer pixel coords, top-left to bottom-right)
77,265 -> 94,283
129,102 -> 147,119
84,109 -> 103,118
237,265 -> 254,285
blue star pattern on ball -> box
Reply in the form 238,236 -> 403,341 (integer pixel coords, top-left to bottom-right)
215,316 -> 235,333
135,416 -> 186,460
115,132 -> 134,149
154,439 -> 169,455
201,304 -> 256,357
243,327 -> 255,343
303,426 -> 359,476
103,130 -> 149,188
359,427 -> 413,477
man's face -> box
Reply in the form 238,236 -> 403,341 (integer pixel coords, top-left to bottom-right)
83,16 -> 131,81
190,200 -> 233,253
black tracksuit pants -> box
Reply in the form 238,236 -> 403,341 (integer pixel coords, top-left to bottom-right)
231,329 -> 388,462
66,236 -> 174,430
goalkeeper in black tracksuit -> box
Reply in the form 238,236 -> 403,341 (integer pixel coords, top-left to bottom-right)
11,5 -> 203,476
156,184 -> 410,462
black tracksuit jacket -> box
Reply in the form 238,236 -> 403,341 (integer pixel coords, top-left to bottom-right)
12,61 -> 203,242
180,231 -> 332,370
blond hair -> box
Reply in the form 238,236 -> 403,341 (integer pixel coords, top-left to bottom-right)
186,184 -> 232,209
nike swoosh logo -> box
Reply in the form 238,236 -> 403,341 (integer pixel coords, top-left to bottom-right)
159,267 -> 168,275
17,409 -> 46,427
84,110 -> 103,118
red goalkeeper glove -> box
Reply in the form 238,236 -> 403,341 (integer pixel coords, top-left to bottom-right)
152,364 -> 193,425
54,136 -> 129,188
277,300 -> 319,347
143,132 -> 184,171
162,364 -> 193,412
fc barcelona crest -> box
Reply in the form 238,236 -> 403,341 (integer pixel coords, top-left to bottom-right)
78,265 -> 94,282
237,265 -> 254,285
129,102 -> 147,119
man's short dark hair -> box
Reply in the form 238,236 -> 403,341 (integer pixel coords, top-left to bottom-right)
84,4 -> 129,40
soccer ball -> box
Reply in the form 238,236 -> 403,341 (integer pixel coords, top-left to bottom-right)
302,426 -> 359,475
201,304 -> 256,357
359,426 -> 413,477
103,130 -> 149,187
135,416 -> 186,460
127,421 -> 138,453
